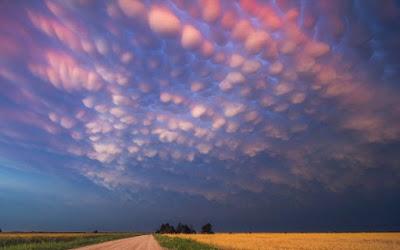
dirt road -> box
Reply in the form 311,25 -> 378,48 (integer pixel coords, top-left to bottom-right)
72,235 -> 164,250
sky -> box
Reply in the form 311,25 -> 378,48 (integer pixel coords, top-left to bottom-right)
0,0 -> 400,232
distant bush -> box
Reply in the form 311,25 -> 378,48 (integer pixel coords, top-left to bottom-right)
156,223 -> 176,234
176,223 -> 196,234
156,223 -> 196,234
156,222 -> 214,234
201,223 -> 214,234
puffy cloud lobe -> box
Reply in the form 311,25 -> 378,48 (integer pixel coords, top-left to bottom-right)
89,142 -> 122,163
229,54 -> 245,68
219,72 -> 246,91
112,95 -> 131,106
201,0 -> 220,22
48,112 -> 59,123
212,117 -> 226,130
304,41 -> 330,57
160,92 -> 172,103
197,143 -> 212,154
244,31 -> 270,54
191,104 -> 207,118
191,81 -> 204,92
60,117 -> 75,129
242,60 -> 261,74
83,96 -> 95,108
29,51 -> 102,92
120,52 -> 134,64
118,0 -> 146,18
200,40 -> 214,57
181,25 -> 202,49
95,39 -> 108,55
243,142 -> 268,157
223,102 -> 245,117
274,82 -> 293,96
244,111 -> 259,122
232,20 -> 253,41
269,61 -> 284,75
290,92 -> 306,104
148,6 -> 181,36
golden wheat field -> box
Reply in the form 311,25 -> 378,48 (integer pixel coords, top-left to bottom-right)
169,233 -> 400,250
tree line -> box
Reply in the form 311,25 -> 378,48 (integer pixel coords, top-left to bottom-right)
156,223 -> 214,234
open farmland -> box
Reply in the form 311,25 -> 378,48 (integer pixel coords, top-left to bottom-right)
0,232 -> 138,250
169,233 -> 400,250
155,234 -> 218,250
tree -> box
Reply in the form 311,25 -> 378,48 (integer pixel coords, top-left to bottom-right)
156,223 -> 176,234
201,223 -> 214,234
176,223 -> 196,234
0,228 -> 2,233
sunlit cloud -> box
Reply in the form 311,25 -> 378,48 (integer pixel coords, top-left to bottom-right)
0,0 -> 399,204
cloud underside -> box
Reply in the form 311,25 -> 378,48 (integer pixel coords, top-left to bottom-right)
0,0 -> 400,201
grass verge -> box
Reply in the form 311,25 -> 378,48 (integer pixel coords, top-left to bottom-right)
0,233 -> 138,250
155,234 -> 219,250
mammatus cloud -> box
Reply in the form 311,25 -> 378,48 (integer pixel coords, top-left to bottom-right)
0,0 -> 399,202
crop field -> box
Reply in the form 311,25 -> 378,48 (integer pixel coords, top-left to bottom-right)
0,232 -> 137,250
168,233 -> 400,250
155,234 -> 218,250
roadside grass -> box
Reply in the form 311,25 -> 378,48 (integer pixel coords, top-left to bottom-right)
155,234 -> 219,250
0,232 -> 138,250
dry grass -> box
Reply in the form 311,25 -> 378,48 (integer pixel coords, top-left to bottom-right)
0,232 -> 98,238
0,232 -> 136,249
0,232 -> 105,244
169,233 -> 400,250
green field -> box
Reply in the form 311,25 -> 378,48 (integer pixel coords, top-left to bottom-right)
0,232 -> 138,250
155,234 -> 218,250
